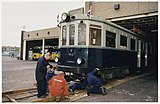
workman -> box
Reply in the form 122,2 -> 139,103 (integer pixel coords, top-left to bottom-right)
69,74 -> 87,94
86,68 -> 107,96
46,65 -> 57,83
48,71 -> 69,101
35,52 -> 51,98
46,65 -> 57,93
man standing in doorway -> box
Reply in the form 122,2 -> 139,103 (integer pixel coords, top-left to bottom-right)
35,52 -> 51,98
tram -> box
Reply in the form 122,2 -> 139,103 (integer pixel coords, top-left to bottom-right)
56,13 -> 155,81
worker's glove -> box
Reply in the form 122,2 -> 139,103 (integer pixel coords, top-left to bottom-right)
47,65 -> 50,70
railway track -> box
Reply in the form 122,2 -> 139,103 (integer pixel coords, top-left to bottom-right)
2,72 -> 152,102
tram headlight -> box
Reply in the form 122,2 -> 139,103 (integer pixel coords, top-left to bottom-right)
55,57 -> 59,63
61,13 -> 70,22
77,58 -> 84,65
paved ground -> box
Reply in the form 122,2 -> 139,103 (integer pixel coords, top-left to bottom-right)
2,56 -> 55,92
2,56 -> 158,102
77,73 -> 158,102
2,56 -> 36,92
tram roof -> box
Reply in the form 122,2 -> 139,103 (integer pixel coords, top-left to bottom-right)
60,14 -> 143,38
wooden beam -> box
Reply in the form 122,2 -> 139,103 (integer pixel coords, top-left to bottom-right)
32,96 -> 57,102
5,95 -> 17,103
2,87 -> 36,95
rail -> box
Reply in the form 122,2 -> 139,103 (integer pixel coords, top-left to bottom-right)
2,71 -> 152,102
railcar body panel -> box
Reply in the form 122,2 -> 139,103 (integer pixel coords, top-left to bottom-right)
59,47 -> 137,75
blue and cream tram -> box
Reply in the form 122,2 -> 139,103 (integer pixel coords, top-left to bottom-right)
56,13 -> 154,81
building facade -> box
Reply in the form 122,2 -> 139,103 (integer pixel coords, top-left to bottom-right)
20,27 -> 60,60
21,2 -> 158,60
85,2 -> 158,20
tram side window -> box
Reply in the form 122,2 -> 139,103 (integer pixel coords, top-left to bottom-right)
131,38 -> 135,50
106,31 -> 116,47
69,24 -> 75,45
62,26 -> 67,45
89,28 -> 101,46
78,23 -> 86,45
120,35 -> 127,49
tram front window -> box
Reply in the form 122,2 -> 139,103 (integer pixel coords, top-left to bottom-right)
69,24 -> 75,45
78,23 -> 86,45
89,28 -> 101,46
62,25 -> 67,45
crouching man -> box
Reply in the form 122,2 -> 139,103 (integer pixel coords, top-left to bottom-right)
46,65 -> 57,93
48,71 -> 69,101
69,74 -> 87,94
86,68 -> 107,96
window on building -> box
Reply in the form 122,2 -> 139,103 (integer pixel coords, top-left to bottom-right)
120,35 -> 127,48
62,25 -> 67,45
37,33 -> 38,36
131,38 -> 135,50
48,31 -> 50,34
28,34 -> 30,37
89,28 -> 101,46
78,23 -> 86,45
69,24 -> 75,45
106,31 -> 116,47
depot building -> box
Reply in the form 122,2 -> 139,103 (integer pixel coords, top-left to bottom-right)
20,2 -> 158,60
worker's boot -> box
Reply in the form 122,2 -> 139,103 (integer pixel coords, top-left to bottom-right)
101,87 -> 108,95
69,89 -> 74,95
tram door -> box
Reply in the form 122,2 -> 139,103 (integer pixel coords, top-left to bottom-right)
137,40 -> 141,68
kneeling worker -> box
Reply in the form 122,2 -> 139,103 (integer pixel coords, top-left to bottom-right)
48,71 -> 69,101
46,65 -> 57,93
86,68 -> 107,96
69,74 -> 87,94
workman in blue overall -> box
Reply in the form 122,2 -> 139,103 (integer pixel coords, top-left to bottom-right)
69,74 -> 87,94
46,65 -> 57,93
86,68 -> 107,96
35,53 -> 51,98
